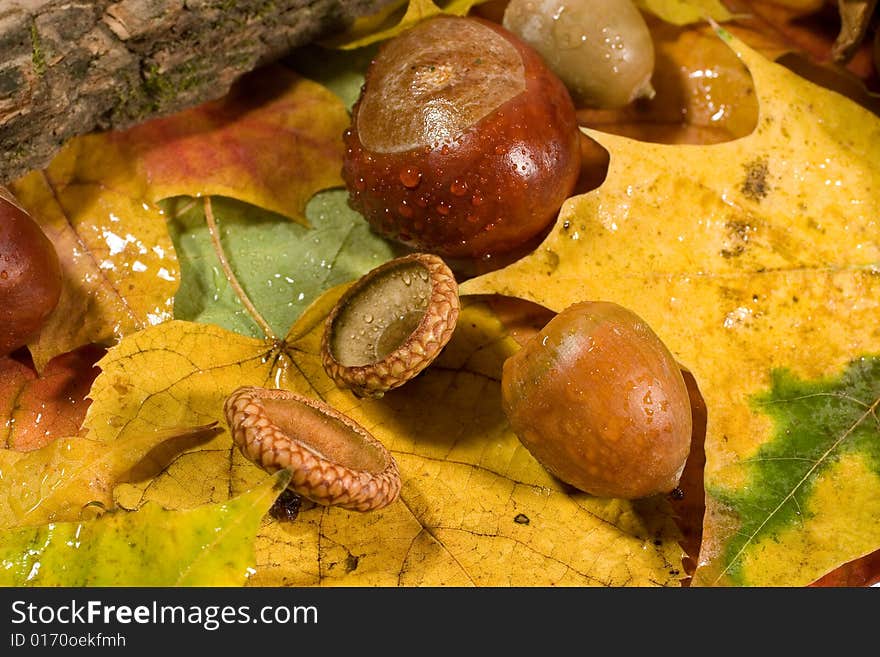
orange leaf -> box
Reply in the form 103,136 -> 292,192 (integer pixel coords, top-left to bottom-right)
100,65 -> 350,223
810,549 -> 880,587
0,346 -> 104,452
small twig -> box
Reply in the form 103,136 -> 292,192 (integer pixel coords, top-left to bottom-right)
203,196 -> 277,341
170,197 -> 197,219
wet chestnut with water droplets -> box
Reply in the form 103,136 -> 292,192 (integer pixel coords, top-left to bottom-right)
501,301 -> 692,499
0,186 -> 62,357
342,15 -> 581,259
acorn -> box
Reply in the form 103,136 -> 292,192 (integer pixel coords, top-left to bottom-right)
224,386 -> 401,512
321,253 -> 459,398
503,0 -> 656,109
501,301 -> 692,499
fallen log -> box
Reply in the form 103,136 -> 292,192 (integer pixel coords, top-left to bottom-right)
0,0 -> 395,183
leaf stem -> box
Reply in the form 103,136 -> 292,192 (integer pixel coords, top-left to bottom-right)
203,196 -> 277,341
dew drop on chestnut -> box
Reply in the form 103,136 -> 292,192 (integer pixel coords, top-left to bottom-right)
399,167 -> 422,188
450,181 -> 467,196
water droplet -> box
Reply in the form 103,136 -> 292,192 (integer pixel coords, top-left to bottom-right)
402,272 -> 412,286
450,180 -> 467,196
471,192 -> 484,206
399,167 -> 422,188
363,313 -> 374,324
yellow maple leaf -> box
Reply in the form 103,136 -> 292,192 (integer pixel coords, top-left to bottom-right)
85,290 -> 685,586
634,0 -> 733,25
10,163 -> 177,371
0,424 -> 216,529
462,29 -> 880,586
326,0 -> 491,50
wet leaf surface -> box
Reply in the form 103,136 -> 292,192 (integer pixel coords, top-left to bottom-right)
0,470 -> 287,586
0,345 -> 103,451
167,192 -> 395,339
463,29 -> 880,586
87,293 -> 684,586
0,423 -> 217,530
10,164 -> 177,371
8,64 -> 350,369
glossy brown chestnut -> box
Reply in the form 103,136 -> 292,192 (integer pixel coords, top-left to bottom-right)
501,301 -> 692,499
342,15 -> 581,259
0,186 -> 62,357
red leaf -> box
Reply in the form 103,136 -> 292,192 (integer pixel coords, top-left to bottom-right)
0,345 -> 104,452
810,550 -> 880,587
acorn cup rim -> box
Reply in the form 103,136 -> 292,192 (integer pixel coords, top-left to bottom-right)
224,385 -> 402,512
320,252 -> 460,398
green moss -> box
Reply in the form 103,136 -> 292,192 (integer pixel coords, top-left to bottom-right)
30,21 -> 46,76
143,61 -> 207,113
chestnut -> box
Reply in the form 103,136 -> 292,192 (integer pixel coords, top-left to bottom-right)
342,15 -> 581,259
0,186 -> 62,357
501,301 -> 692,499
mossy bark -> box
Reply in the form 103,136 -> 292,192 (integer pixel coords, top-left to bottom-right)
0,0 -> 395,183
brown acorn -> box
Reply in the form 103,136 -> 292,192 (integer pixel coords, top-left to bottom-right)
321,253 -> 460,398
501,301 -> 692,499
224,386 -> 401,512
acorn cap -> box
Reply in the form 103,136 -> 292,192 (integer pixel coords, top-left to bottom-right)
224,386 -> 401,512
321,253 -> 460,398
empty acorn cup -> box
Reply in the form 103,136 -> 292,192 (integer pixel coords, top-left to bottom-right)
224,386 -> 401,512
321,253 -> 460,398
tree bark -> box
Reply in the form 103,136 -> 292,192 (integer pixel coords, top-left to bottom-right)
0,0 -> 396,184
